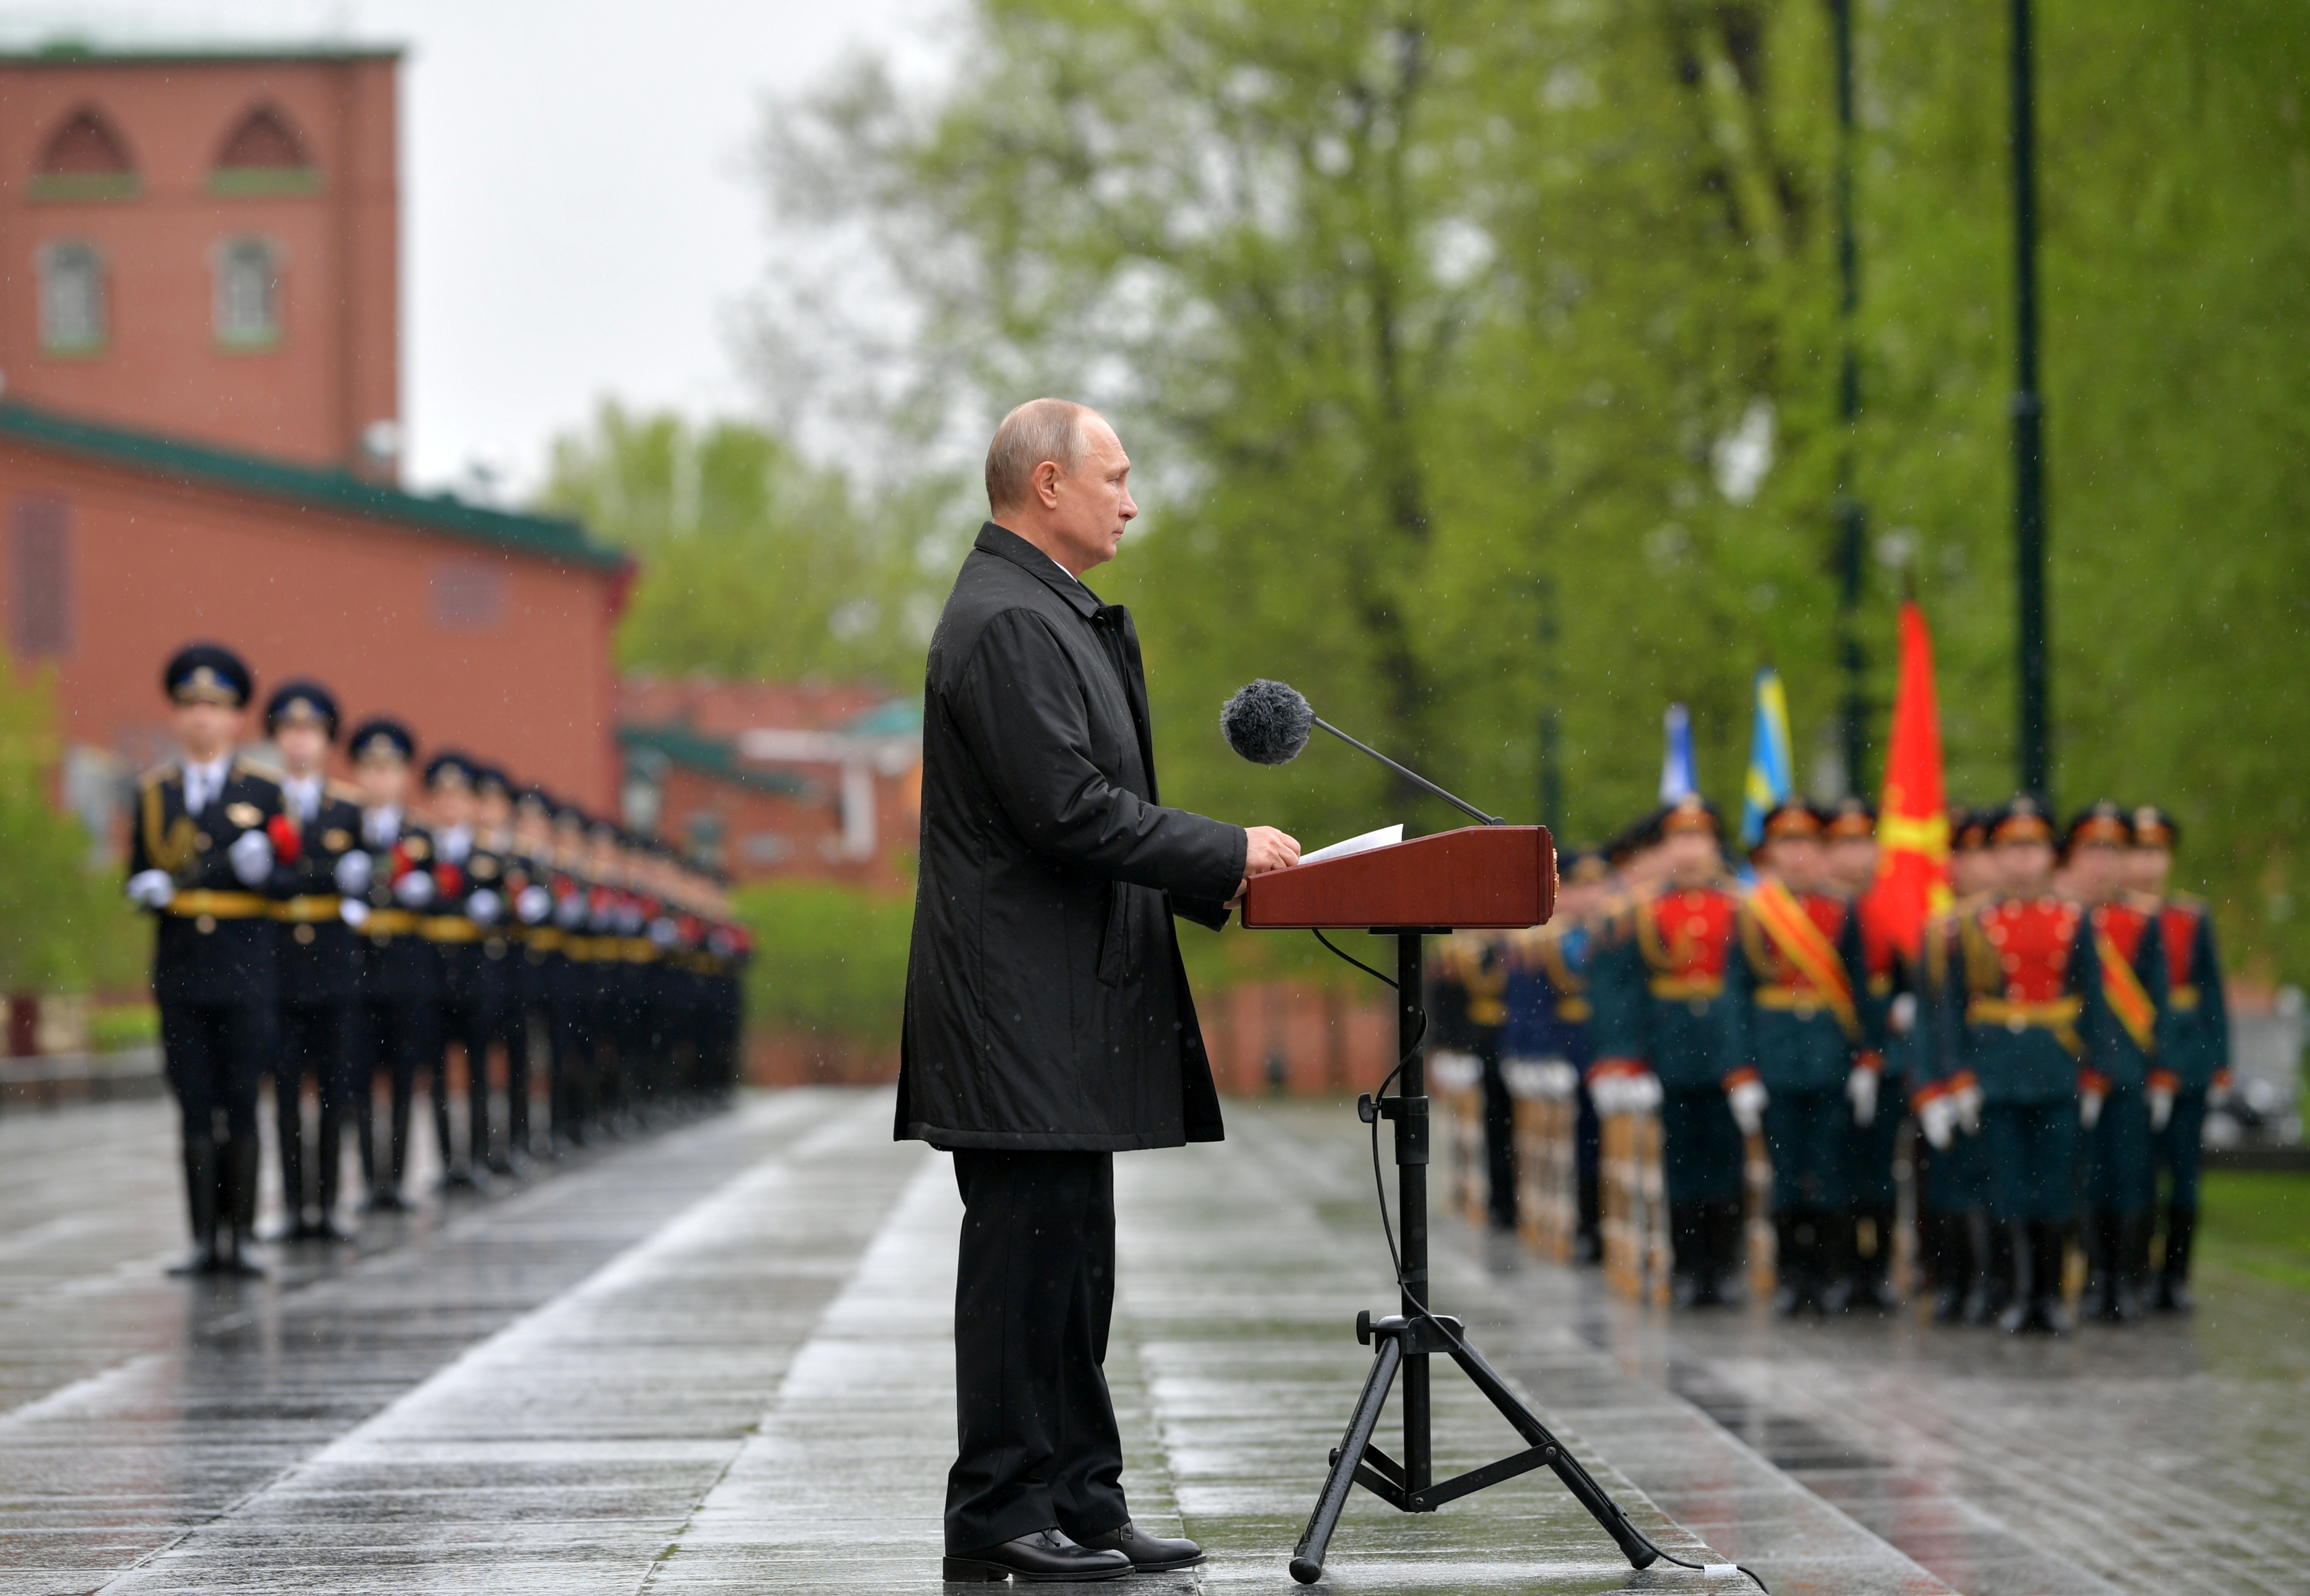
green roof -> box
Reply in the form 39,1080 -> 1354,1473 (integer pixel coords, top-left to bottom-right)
843,699 -> 924,737
0,40 -> 403,64
0,402 -> 626,572
619,724 -> 812,798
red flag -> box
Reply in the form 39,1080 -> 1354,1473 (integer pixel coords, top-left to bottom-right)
1866,601 -> 1951,961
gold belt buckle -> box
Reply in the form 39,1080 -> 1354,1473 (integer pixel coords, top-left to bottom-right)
294,923 -> 316,945
195,913 -> 217,934
1794,1000 -> 1817,1021
2007,1014 -> 2027,1034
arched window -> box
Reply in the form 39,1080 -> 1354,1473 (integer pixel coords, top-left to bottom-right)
213,236 -> 280,347
37,241 -> 106,353
31,107 -> 138,202
211,105 -> 319,196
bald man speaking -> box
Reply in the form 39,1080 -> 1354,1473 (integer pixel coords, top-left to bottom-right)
899,399 -> 1299,1582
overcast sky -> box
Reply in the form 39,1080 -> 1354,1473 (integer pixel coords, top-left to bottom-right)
3,0 -> 954,494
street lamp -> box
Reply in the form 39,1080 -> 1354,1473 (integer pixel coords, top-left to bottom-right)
2010,0 -> 2050,800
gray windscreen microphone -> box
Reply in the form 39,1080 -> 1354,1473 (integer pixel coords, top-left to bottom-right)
1219,680 -> 1500,826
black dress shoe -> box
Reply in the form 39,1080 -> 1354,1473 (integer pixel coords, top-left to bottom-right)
942,1529 -> 1132,1583
1074,1520 -> 1205,1572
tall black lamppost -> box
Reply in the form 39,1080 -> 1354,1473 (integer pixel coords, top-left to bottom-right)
1829,0 -> 1870,797
2010,0 -> 2050,799
1535,572 -> 1562,831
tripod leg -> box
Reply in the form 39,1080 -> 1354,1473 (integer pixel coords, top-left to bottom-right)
1290,1336 -> 1403,1585
1441,1334 -> 1660,1571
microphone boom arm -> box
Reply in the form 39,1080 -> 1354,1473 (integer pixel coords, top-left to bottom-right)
1310,717 -> 1502,827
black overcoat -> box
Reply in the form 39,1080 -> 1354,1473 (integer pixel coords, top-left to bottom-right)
896,522 -> 1247,1152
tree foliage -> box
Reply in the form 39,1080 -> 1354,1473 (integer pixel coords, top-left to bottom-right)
0,662 -> 145,995
539,402 -> 962,688
738,0 -> 2309,980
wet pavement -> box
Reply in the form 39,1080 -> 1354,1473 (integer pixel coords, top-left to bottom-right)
0,1091 -> 2298,1595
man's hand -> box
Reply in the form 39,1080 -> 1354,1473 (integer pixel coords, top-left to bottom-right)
1227,825 -> 1301,906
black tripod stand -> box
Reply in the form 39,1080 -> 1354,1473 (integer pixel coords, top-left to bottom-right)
1289,928 -> 1665,1584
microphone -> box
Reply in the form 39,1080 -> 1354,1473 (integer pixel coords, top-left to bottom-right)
1221,679 -> 1501,826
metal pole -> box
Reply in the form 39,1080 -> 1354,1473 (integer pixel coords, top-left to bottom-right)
2011,0 -> 2049,799
1536,572 -> 1562,829
1832,0 -> 1869,795
1395,931 -> 1431,1498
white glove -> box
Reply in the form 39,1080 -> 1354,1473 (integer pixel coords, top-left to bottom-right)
517,884 -> 553,924
395,869 -> 436,907
2079,1086 -> 2105,1130
127,868 -> 176,909
1889,992 -> 1918,1036
229,827 -> 274,886
556,891 -> 588,928
1953,1081 -> 1983,1136
650,916 -> 681,948
1626,1071 -> 1663,1115
334,850 -> 372,896
1428,1050 -> 1482,1093
1538,1059 -> 1581,1102
466,888 -> 503,925
1848,1065 -> 1879,1129
2149,1083 -> 2175,1132
1727,1077 -> 1768,1138
1920,1093 -> 1957,1150
339,897 -> 371,928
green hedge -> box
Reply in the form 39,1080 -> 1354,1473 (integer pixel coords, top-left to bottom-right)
734,881 -> 916,1045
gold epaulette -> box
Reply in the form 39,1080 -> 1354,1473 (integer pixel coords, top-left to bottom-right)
139,761 -> 177,789
328,779 -> 367,804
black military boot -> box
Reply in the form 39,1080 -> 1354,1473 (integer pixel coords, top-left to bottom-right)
2109,1214 -> 2147,1322
1851,1203 -> 1900,1311
168,1135 -> 223,1275
1669,1204 -> 1708,1309
313,1107 -> 353,1241
1769,1213 -> 1806,1317
2019,1222 -> 2070,1334
1997,1222 -> 2036,1333
1712,1201 -> 1749,1305
2082,1209 -> 2119,1322
1817,1212 -> 1856,1315
2155,1204 -> 2197,1312
1980,1219 -> 2016,1324
215,1137 -> 266,1279
1960,1211 -> 1997,1324
1929,1212 -> 1971,1323
272,1080 -> 308,1241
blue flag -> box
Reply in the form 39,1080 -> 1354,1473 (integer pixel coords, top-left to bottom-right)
1740,668 -> 1794,847
1659,704 -> 1696,803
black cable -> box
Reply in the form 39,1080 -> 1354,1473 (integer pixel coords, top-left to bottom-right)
1310,929 -> 1772,1596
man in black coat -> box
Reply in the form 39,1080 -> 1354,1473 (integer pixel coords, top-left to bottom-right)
902,398 -> 1300,1584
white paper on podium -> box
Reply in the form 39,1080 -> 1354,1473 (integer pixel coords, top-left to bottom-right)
1298,823 -> 1403,866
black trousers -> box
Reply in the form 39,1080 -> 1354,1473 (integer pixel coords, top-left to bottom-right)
1478,1040 -> 1518,1230
160,999 -> 267,1144
435,948 -> 504,1171
275,999 -> 354,1216
946,1148 -> 1125,1555
356,992 -> 436,1191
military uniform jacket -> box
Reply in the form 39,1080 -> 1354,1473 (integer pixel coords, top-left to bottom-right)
2154,895 -> 2228,1094
423,829 -> 512,960
1954,895 -> 2095,1106
354,813 -> 444,1000
274,780 -> 366,1007
1590,882 -> 1741,1091
129,758 -> 288,1006
1502,925 -> 1593,1068
1724,884 -> 1877,1096
2076,898 -> 2166,1095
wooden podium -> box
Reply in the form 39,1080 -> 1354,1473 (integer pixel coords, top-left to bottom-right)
1241,825 -> 1661,1584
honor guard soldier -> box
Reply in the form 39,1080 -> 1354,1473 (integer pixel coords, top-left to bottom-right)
128,644 -> 289,1276
1821,798 -> 1901,1308
1953,797 -> 2094,1333
506,784 -> 566,1158
701,874 -> 750,1103
474,765 -> 538,1169
586,817 -> 637,1128
263,680 -> 368,1241
2066,801 -> 2167,1322
1912,808 -> 1996,1322
548,800 -> 601,1145
419,752 -> 510,1185
1434,934 -> 1514,1230
346,718 -> 440,1210
1503,851 -> 1607,1260
2128,806 -> 2226,1310
1726,801 -> 1880,1315
1588,796 -> 1746,1307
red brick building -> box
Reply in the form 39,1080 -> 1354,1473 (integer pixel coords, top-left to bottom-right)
617,676 -> 921,890
0,44 -> 627,827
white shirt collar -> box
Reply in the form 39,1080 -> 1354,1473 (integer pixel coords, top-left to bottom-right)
182,752 -> 232,812
283,771 -> 323,819
439,824 -> 473,863
365,805 -> 401,846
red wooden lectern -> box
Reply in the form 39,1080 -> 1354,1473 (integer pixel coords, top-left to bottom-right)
1241,825 -> 1661,1584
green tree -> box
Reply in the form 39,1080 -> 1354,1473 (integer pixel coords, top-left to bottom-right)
751,0 -> 2310,980
540,402 -> 960,688
0,662 -> 144,995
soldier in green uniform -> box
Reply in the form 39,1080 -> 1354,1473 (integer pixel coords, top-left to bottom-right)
1821,797 -> 1902,1310
1725,801 -> 1879,1315
261,680 -> 368,1241
1953,797 -> 2096,1333
2064,801 -> 2166,1322
127,644 -> 288,1276
2127,807 -> 2226,1311
1913,808 -> 1996,1323
1589,797 -> 1746,1307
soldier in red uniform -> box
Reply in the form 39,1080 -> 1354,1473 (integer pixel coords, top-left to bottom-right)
1590,796 -> 1746,1307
